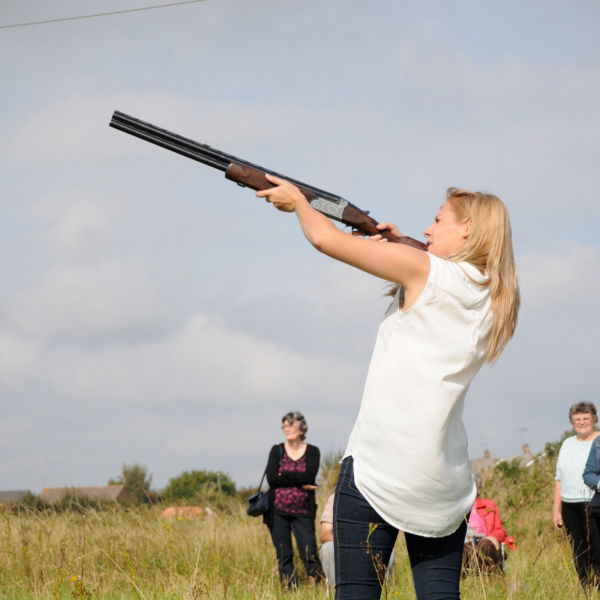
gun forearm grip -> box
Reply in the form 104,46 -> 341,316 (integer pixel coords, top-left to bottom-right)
225,162 -> 316,201
225,163 -> 274,191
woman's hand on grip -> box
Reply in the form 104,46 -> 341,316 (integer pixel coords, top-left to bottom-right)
359,221 -> 403,241
374,221 -> 403,240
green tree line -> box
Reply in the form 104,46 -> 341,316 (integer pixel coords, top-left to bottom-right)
108,463 -> 236,505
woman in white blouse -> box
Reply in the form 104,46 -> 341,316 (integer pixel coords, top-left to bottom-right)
258,177 -> 519,600
553,402 -> 600,588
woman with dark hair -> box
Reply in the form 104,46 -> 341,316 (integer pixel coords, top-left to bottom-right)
263,411 -> 324,588
554,402 -> 600,587
257,179 -> 520,600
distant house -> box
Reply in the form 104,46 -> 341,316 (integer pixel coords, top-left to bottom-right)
0,490 -> 32,503
471,444 -> 538,476
40,485 -> 133,504
518,443 -> 535,467
471,449 -> 497,473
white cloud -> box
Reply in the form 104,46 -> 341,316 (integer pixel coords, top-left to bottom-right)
4,259 -> 184,343
8,93 -> 197,163
519,242 -> 600,310
30,189 -> 118,258
33,312 -> 364,408
7,93 -> 347,164
0,334 -> 41,386
0,418 -> 33,447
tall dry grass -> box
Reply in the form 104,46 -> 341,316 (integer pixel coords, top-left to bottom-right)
1,453 -> 599,599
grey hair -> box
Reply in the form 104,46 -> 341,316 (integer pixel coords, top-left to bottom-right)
282,411 -> 308,441
569,402 -> 598,423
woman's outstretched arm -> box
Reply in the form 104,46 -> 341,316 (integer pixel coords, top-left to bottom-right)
256,174 -> 429,292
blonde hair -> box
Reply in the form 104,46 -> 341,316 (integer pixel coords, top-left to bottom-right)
446,187 -> 520,362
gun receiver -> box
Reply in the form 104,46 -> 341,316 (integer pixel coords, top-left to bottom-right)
109,111 -> 427,250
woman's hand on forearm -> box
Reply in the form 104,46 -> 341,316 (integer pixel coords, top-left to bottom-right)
256,174 -> 307,212
257,176 -> 428,287
256,173 -> 339,248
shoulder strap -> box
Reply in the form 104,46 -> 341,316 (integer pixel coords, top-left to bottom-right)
257,444 -> 285,490
256,468 -> 267,491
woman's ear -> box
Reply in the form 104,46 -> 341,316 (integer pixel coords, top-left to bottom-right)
462,219 -> 472,240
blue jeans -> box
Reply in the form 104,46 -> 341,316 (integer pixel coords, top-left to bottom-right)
334,456 -> 466,600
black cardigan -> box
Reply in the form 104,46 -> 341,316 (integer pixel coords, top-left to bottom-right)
262,443 -> 320,525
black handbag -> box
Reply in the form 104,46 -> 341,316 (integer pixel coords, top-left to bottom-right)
246,476 -> 269,517
590,492 -> 600,518
246,445 -> 283,517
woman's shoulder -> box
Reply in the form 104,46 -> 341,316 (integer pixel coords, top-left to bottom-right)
305,443 -> 320,456
556,436 -> 572,459
427,254 -> 489,306
559,435 -> 576,448
558,435 -> 590,454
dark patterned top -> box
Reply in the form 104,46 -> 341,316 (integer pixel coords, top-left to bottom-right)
274,453 -> 311,515
263,443 -> 320,525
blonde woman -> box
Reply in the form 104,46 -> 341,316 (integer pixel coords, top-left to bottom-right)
257,178 -> 519,600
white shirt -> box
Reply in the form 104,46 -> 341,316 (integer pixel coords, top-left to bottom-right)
555,435 -> 595,502
344,253 -> 492,537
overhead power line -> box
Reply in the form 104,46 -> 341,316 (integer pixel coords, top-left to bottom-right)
0,0 -> 208,29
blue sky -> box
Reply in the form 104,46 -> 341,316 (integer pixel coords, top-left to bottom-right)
1,0 -> 599,491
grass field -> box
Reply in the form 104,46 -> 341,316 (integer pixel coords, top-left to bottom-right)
1,452 -> 598,599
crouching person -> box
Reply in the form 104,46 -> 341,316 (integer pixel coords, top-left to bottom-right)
463,475 -> 511,574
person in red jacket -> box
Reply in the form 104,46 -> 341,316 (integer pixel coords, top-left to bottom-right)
463,475 -> 513,572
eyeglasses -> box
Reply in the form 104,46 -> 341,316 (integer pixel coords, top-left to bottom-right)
572,417 -> 593,423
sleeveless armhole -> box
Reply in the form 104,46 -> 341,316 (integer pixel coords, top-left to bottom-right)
397,252 -> 438,314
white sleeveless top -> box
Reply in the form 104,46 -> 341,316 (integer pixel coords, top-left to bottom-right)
344,253 -> 492,537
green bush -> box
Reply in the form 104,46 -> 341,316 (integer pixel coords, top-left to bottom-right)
162,470 -> 236,500
108,463 -> 153,505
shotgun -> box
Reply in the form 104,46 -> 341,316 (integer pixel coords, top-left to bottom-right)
109,111 -> 426,250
